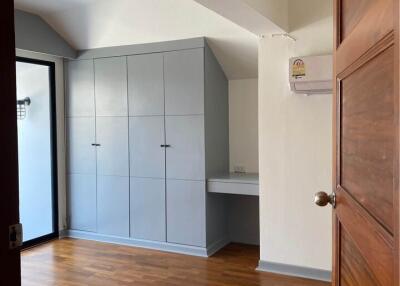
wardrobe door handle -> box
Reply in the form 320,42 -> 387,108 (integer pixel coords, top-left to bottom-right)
91,143 -> 101,146
160,144 -> 171,148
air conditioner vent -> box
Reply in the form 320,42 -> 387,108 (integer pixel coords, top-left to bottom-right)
289,55 -> 332,95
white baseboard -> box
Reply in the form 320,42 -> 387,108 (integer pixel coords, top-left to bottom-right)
206,237 -> 230,256
61,229 -> 228,257
257,260 -> 331,282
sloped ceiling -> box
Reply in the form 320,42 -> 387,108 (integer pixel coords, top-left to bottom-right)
14,0 -> 264,79
193,0 -> 287,35
15,10 -> 77,58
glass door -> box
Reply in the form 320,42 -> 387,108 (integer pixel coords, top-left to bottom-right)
16,57 -> 58,247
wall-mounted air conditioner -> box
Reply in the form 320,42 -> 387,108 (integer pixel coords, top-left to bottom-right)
289,55 -> 332,95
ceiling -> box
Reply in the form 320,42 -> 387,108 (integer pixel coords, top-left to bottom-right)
14,0 -> 260,79
14,0 -> 98,14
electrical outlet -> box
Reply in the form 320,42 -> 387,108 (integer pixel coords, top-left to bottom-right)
233,166 -> 246,173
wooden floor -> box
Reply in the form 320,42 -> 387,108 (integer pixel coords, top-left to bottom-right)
21,238 -> 329,286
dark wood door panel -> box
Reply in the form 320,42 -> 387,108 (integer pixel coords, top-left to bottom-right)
340,227 -> 381,286
340,45 -> 395,233
340,0 -> 375,41
336,189 -> 394,286
334,0 -> 399,285
336,0 -> 393,74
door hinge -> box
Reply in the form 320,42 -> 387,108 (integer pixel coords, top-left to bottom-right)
9,223 -> 23,250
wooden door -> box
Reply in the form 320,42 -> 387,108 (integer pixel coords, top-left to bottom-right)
332,0 -> 399,285
0,1 -> 21,285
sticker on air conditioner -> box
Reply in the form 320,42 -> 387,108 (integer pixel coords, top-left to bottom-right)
292,59 -> 306,78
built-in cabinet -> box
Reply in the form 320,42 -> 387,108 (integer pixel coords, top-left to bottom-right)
130,177 -> 166,241
129,116 -> 165,178
97,175 -> 129,237
94,57 -> 128,117
167,179 -> 206,246
65,60 -> 95,117
96,117 -> 129,177
127,53 -> 164,116
66,38 -> 229,254
68,173 -> 96,232
164,49 -> 204,115
165,115 -> 205,180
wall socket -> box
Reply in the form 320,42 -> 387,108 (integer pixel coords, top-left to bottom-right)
233,166 -> 246,173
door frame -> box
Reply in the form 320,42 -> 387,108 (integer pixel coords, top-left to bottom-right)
395,1 -> 400,284
0,1 -> 21,285
16,56 -> 59,249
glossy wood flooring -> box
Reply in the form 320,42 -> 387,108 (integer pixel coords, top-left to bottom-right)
22,238 -> 329,286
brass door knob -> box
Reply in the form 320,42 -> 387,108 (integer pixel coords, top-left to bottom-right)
314,192 -> 336,208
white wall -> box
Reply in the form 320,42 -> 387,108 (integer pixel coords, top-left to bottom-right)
16,49 -> 67,232
229,79 -> 259,173
258,0 -> 333,271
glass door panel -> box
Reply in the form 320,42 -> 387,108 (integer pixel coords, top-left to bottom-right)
16,58 -> 58,246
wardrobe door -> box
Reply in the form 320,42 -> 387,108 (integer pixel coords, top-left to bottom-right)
67,117 -> 97,233
129,116 -> 165,178
65,60 -> 95,117
94,57 -> 128,116
128,53 -> 164,116
166,179 -> 206,247
68,174 -> 97,232
97,176 -> 129,237
165,115 -> 205,180
164,48 -> 204,115
96,117 -> 129,177
67,117 -> 96,175
130,177 -> 166,241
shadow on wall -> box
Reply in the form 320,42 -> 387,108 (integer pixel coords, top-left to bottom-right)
288,0 -> 333,32
45,5 -> 92,51
198,37 -> 258,80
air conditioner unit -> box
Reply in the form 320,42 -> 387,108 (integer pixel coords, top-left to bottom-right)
289,55 -> 332,95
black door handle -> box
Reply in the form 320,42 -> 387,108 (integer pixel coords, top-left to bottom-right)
91,143 -> 101,146
160,144 -> 171,148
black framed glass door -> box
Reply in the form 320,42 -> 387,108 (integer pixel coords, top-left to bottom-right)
16,57 -> 58,248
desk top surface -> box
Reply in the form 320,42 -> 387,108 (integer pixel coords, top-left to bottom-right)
208,173 -> 259,185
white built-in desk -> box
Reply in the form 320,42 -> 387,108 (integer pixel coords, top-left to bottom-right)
207,173 -> 259,196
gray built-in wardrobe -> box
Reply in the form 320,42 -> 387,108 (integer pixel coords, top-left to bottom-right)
65,38 -> 230,256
